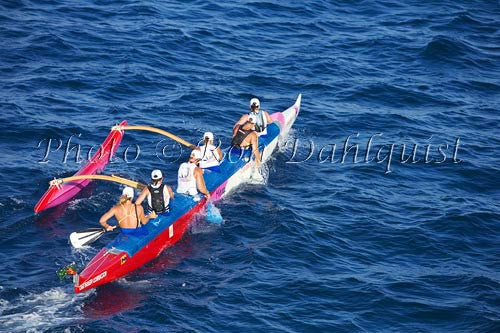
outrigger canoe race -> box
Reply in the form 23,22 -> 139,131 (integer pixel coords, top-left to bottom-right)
3,1 -> 497,331
38,94 -> 301,293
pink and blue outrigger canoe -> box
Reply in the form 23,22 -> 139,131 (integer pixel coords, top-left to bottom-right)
73,95 -> 301,293
34,121 -> 127,213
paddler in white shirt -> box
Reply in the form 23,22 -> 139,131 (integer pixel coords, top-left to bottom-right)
136,169 -> 174,215
176,150 -> 211,201
99,187 -> 157,233
198,131 -> 223,172
232,97 -> 273,137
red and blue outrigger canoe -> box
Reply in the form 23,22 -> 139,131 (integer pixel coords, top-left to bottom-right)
72,94 -> 301,293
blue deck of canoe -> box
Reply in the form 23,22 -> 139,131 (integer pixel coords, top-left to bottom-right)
107,123 -> 281,256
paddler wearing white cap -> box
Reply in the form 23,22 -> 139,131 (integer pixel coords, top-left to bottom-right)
230,114 -> 261,166
99,186 -> 157,232
136,169 -> 175,215
177,149 -> 211,201
232,97 -> 273,137
198,131 -> 223,172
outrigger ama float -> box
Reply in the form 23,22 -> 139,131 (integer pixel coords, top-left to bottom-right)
41,94 -> 301,293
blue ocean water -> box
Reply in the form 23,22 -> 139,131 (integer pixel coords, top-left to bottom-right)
0,0 -> 499,332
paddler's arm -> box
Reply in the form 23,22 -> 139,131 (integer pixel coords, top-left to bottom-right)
232,114 -> 248,137
135,187 -> 149,205
194,167 -> 211,200
264,111 -> 273,126
216,146 -> 223,162
99,207 -> 118,231
137,205 -> 157,225
167,185 -> 174,200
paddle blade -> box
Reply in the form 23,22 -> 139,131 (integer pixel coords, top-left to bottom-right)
206,202 -> 223,224
70,228 -> 106,248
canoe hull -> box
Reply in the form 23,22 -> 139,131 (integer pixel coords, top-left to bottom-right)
75,201 -> 200,292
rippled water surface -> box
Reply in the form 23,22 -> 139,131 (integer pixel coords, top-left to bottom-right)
0,0 -> 499,332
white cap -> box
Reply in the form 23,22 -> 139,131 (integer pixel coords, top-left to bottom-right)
248,114 -> 257,124
249,98 -> 260,108
190,149 -> 203,160
122,186 -> 134,199
203,132 -> 214,141
151,169 -> 162,180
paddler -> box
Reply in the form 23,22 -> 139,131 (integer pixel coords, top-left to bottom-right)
136,169 -> 174,215
231,114 -> 261,166
198,131 -> 223,172
99,187 -> 157,233
233,97 -> 272,137
176,150 -> 211,201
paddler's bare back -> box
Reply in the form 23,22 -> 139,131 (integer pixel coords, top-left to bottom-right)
115,203 -> 142,229
99,189 -> 158,232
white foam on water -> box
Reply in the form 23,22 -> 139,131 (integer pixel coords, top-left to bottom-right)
247,164 -> 268,185
67,191 -> 110,211
66,197 -> 88,211
0,298 -> 10,312
0,287 -> 90,333
116,276 -> 153,289
71,245 -> 98,260
11,197 -> 24,205
278,128 -> 296,154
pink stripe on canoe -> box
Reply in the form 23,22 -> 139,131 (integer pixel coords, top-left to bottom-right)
270,112 -> 285,128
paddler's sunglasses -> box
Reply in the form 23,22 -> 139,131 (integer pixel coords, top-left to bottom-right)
251,103 -> 259,108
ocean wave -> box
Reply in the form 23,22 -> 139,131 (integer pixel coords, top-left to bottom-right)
423,35 -> 468,56
339,82 -> 461,108
419,35 -> 495,71
434,11 -> 498,34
